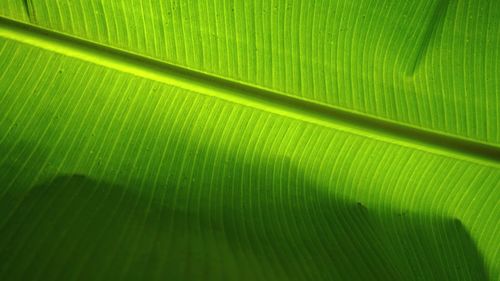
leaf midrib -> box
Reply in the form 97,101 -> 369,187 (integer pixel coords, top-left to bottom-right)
1,16 -> 499,168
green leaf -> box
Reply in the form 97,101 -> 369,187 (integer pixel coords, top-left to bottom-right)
0,1 -> 498,280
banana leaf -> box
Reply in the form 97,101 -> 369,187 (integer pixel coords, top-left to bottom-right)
0,1 -> 499,280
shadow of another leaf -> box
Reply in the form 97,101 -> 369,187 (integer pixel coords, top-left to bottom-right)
0,174 -> 489,281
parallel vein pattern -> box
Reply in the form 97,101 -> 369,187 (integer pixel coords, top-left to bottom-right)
0,1 -> 499,281
1,0 -> 498,143
0,39 -> 499,280
0,16 -> 498,167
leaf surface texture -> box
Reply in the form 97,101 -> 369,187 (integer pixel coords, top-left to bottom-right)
0,1 -> 499,280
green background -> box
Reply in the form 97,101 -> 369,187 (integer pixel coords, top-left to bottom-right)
0,1 -> 499,280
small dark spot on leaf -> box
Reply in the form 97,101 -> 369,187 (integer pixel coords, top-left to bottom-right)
357,202 -> 367,210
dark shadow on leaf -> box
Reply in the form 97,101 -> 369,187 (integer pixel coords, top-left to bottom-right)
0,174 -> 489,281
